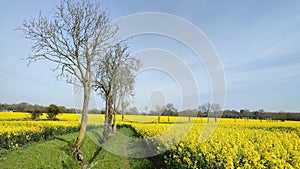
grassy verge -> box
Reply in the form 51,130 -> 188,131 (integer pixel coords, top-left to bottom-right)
0,126 -> 162,169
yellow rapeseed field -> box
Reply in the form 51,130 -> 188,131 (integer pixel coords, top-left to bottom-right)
0,121 -> 79,134
0,112 -> 30,120
1,112 -> 299,168
131,118 -> 300,169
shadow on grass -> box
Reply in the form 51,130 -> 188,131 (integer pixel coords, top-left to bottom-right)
54,136 -> 72,144
54,136 -> 80,169
85,125 -> 166,169
88,146 -> 102,165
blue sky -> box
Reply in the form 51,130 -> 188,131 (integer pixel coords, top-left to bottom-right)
0,0 -> 300,112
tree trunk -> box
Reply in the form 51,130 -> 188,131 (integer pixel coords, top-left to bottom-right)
104,100 -> 110,139
112,110 -> 117,134
75,84 -> 91,149
103,96 -> 113,139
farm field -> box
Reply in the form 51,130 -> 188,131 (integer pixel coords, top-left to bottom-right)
132,121 -> 300,168
0,128 -> 153,169
2,0 -> 300,169
0,112 -> 300,168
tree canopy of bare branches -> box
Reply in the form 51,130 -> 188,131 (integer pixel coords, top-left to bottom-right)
18,0 -> 117,151
95,43 -> 140,138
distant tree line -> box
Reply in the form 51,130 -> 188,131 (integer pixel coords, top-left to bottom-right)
0,102 -> 102,114
1,102 -> 299,121
146,103 -> 300,121
0,102 -> 76,113
0,102 -> 75,120
149,103 -> 222,118
222,109 -> 300,121
0,102 -> 126,116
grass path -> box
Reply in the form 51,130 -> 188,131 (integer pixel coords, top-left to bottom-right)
0,126 -> 156,169
121,130 -> 130,169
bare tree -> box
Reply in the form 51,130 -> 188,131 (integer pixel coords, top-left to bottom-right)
163,103 -> 178,116
150,105 -> 163,116
199,103 -> 221,122
127,107 -> 139,115
199,103 -> 212,117
18,0 -> 116,152
111,61 -> 138,133
211,103 -> 221,122
95,43 -> 140,139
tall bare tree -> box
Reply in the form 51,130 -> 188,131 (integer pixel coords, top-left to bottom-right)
95,43 -> 140,139
111,64 -> 137,133
211,103 -> 221,122
162,103 -> 178,116
199,103 -> 212,117
199,103 -> 221,122
18,0 -> 116,152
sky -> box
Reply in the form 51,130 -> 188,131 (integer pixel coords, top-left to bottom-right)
0,0 -> 300,112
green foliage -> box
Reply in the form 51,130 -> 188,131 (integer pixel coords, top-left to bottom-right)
0,126 -> 79,149
29,109 -> 43,120
25,105 -> 45,120
47,104 -> 61,120
0,102 -> 78,114
0,127 -> 155,169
